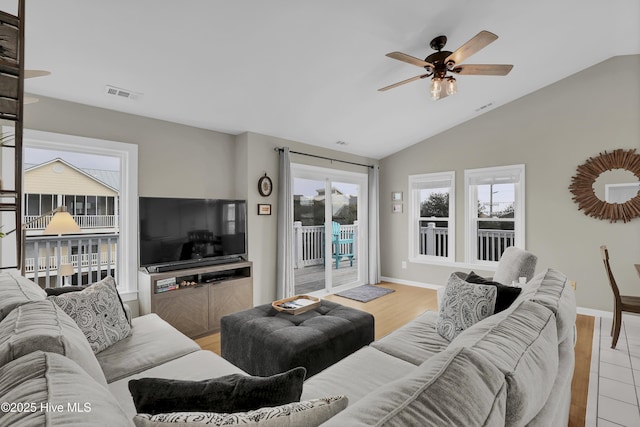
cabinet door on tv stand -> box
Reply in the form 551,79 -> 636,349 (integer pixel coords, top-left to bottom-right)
154,286 -> 209,338
209,278 -> 253,331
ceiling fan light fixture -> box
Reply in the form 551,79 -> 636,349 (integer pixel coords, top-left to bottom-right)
446,77 -> 457,96
430,77 -> 442,100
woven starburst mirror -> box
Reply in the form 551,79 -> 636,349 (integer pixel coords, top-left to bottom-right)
568,148 -> 640,223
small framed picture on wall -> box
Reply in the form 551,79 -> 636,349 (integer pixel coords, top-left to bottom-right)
392,203 -> 403,213
258,204 -> 271,215
392,191 -> 402,201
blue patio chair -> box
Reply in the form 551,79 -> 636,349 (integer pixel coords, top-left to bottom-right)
331,221 -> 354,269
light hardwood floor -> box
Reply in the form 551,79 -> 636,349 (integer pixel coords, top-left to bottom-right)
195,282 -> 592,426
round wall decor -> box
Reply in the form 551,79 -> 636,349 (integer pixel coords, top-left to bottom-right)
568,148 -> 640,223
258,173 -> 273,197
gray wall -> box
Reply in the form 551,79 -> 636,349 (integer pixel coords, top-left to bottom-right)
235,132 -> 376,305
23,98 -> 376,308
23,96 -> 237,198
379,55 -> 640,312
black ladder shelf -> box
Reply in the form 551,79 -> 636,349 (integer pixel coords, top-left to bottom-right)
0,0 -> 24,270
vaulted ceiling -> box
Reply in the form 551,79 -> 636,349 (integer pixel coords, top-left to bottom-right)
6,0 -> 640,159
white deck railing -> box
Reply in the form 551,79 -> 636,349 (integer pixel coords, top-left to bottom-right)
419,223 -> 515,261
24,214 -> 117,230
293,221 -> 358,268
24,234 -> 119,288
293,221 -> 513,266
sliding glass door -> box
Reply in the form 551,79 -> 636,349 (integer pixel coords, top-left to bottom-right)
291,164 -> 367,295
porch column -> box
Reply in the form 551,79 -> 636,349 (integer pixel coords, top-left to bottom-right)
426,222 -> 436,256
293,221 -> 303,269
352,220 -> 358,260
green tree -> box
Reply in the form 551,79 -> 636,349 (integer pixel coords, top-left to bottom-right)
420,192 -> 449,217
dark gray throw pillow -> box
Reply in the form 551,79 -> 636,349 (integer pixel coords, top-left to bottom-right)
45,285 -> 88,296
466,271 -> 522,313
128,367 -> 307,415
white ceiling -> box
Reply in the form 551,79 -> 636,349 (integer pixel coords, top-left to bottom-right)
5,0 -> 640,159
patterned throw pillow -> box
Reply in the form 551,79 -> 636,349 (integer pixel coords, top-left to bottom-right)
132,395 -> 348,427
436,273 -> 497,341
48,276 -> 131,353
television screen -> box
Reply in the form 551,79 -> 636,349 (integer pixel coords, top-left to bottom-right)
139,197 -> 246,269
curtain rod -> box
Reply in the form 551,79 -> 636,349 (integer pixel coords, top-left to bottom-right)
274,147 -> 374,169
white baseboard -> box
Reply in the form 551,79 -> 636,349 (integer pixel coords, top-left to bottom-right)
380,276 -> 443,291
381,275 -> 614,318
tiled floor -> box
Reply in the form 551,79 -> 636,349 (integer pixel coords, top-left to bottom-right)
586,313 -> 640,426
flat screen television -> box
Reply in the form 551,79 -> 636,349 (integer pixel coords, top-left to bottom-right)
139,197 -> 247,271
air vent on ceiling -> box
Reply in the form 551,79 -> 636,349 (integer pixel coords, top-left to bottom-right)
104,85 -> 142,100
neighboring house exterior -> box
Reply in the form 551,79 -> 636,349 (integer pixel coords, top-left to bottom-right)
23,158 -> 119,287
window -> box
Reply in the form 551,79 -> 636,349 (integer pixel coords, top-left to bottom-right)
25,193 -> 54,216
465,165 -> 525,265
23,129 -> 138,301
26,193 -> 40,216
408,171 -> 455,263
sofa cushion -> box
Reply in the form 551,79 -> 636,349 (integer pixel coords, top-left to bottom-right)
436,273 -> 497,341
0,351 -> 132,426
109,350 -> 247,420
517,268 -> 576,343
48,275 -> 132,353
0,271 -> 46,321
465,271 -> 522,313
0,300 -> 107,387
370,310 -> 449,366
97,313 -> 201,383
132,395 -> 348,427
301,346 -> 416,405
129,367 -> 306,415
493,246 -> 538,285
321,347 -> 506,427
450,300 -> 559,426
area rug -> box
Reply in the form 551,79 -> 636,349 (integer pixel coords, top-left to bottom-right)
335,285 -> 395,303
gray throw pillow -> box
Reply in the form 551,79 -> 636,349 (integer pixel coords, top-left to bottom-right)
48,275 -> 131,354
128,367 -> 306,415
132,395 -> 348,427
436,273 -> 497,341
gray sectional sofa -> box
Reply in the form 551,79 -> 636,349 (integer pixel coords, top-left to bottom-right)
0,271 -> 244,426
303,267 -> 577,426
0,264 -> 575,426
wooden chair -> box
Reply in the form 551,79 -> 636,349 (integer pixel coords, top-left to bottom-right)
331,221 -> 354,269
600,245 -> 640,349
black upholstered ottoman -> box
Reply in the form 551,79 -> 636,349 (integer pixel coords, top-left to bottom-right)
221,300 -> 374,377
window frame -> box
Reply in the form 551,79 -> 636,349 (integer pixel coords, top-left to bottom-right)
22,129 -> 138,301
464,164 -> 525,266
408,171 -> 455,264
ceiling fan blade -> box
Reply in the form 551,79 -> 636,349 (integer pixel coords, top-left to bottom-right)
24,96 -> 39,104
378,74 -> 430,91
25,69 -> 51,79
385,52 -> 433,68
444,30 -> 498,66
452,64 -> 513,76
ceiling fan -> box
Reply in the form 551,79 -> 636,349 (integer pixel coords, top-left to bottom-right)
379,30 -> 513,100
24,69 -> 50,104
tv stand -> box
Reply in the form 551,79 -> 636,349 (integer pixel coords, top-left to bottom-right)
138,260 -> 253,338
